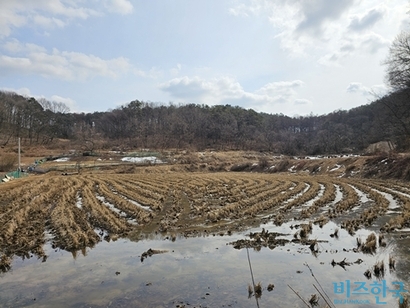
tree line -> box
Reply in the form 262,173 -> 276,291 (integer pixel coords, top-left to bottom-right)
0,87 -> 409,155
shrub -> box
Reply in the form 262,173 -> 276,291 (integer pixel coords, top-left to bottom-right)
270,159 -> 290,173
0,154 -> 17,172
258,157 -> 269,169
230,163 -> 252,172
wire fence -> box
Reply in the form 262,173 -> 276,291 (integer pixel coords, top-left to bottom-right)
1,170 -> 28,182
7,170 -> 28,179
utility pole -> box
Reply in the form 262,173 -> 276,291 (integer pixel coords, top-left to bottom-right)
18,137 -> 21,177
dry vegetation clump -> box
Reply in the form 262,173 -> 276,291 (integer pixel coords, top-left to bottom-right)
330,227 -> 339,238
293,160 -> 308,172
0,180 -> 52,261
332,181 -> 359,215
282,181 -> 320,212
208,179 -> 293,221
140,248 -> 168,262
382,210 -> 410,232
231,229 -> 291,250
361,154 -> 410,181
96,180 -> 153,224
309,294 -> 319,306
254,282 -> 262,298
81,183 -> 131,235
364,180 -> 410,232
49,194 -> 100,251
360,233 -> 378,254
373,260 -> 385,278
308,163 -> 322,174
230,162 -> 252,172
389,254 -> 396,270
399,294 -> 408,308
241,180 -> 299,218
313,215 -> 329,228
248,284 -> 253,298
269,159 -> 290,173
300,181 -> 336,219
110,176 -> 166,211
0,254 -> 11,273
364,269 -> 372,279
297,222 -> 313,239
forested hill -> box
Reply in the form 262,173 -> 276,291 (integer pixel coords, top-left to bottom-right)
0,88 -> 409,155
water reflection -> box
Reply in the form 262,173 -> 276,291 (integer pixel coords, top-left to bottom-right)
0,221 -> 408,307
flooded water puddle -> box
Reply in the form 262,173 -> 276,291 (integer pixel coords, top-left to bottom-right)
0,221 -> 409,308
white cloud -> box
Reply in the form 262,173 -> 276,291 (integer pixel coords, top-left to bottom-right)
0,2 -> 27,38
170,63 -> 182,76
294,98 -> 311,105
33,15 -> 66,28
0,40 -> 131,80
346,82 -> 387,96
132,66 -> 163,79
360,32 -> 390,53
160,76 -> 308,112
295,0 -> 354,36
160,76 -> 212,100
229,0 -> 406,65
105,0 -> 134,15
348,6 -> 385,32
0,1 -> 133,38
257,80 -> 304,95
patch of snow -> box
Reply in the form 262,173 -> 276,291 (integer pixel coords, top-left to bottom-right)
124,197 -> 152,212
76,193 -> 83,209
305,156 -> 321,160
384,187 -> 410,199
373,189 -> 400,210
329,164 -> 342,172
396,228 -> 410,232
121,156 -> 163,164
350,185 -> 369,203
96,195 -> 124,216
95,194 -> 139,225
284,183 -> 310,204
301,184 -> 325,207
333,185 -> 343,204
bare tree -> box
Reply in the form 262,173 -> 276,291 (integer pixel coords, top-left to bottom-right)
384,31 -> 410,90
38,98 -> 70,113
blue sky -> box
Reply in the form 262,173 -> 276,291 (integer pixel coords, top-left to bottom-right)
0,0 -> 408,116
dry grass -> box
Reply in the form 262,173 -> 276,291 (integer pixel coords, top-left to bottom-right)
0,154 -> 17,172
1,167 -> 410,275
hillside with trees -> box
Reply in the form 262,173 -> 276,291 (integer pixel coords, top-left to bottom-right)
0,88 -> 409,155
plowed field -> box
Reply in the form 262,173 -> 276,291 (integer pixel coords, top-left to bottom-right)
2,172 -> 410,275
